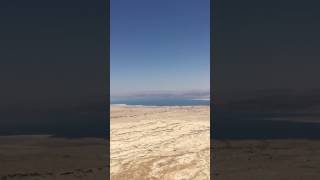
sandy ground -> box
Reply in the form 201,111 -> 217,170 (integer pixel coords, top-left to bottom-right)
3,105 -> 318,180
213,139 -> 320,180
0,135 -> 108,180
110,105 -> 210,180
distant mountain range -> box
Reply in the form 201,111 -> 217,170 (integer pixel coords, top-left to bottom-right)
111,89 -> 210,100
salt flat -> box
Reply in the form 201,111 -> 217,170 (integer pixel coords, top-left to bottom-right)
110,105 -> 210,180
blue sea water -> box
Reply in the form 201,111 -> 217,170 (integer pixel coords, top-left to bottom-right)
213,110 -> 320,139
0,98 -> 208,138
111,97 -> 210,106
0,111 -> 108,139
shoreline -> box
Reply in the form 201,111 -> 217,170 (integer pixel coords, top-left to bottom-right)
111,103 -> 210,107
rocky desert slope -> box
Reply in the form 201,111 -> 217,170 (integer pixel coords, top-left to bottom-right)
0,135 -> 108,180
110,105 -> 210,180
213,139 -> 320,180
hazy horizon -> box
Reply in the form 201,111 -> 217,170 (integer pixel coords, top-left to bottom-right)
110,89 -> 210,99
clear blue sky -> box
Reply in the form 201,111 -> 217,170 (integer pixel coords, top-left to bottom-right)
111,0 -> 210,97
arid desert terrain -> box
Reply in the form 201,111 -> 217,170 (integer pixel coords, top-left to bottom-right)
110,105 -> 210,180
2,105 -> 319,180
213,140 -> 320,180
0,135 -> 108,180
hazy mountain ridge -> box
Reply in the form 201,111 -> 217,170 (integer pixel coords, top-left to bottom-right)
111,90 -> 210,100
